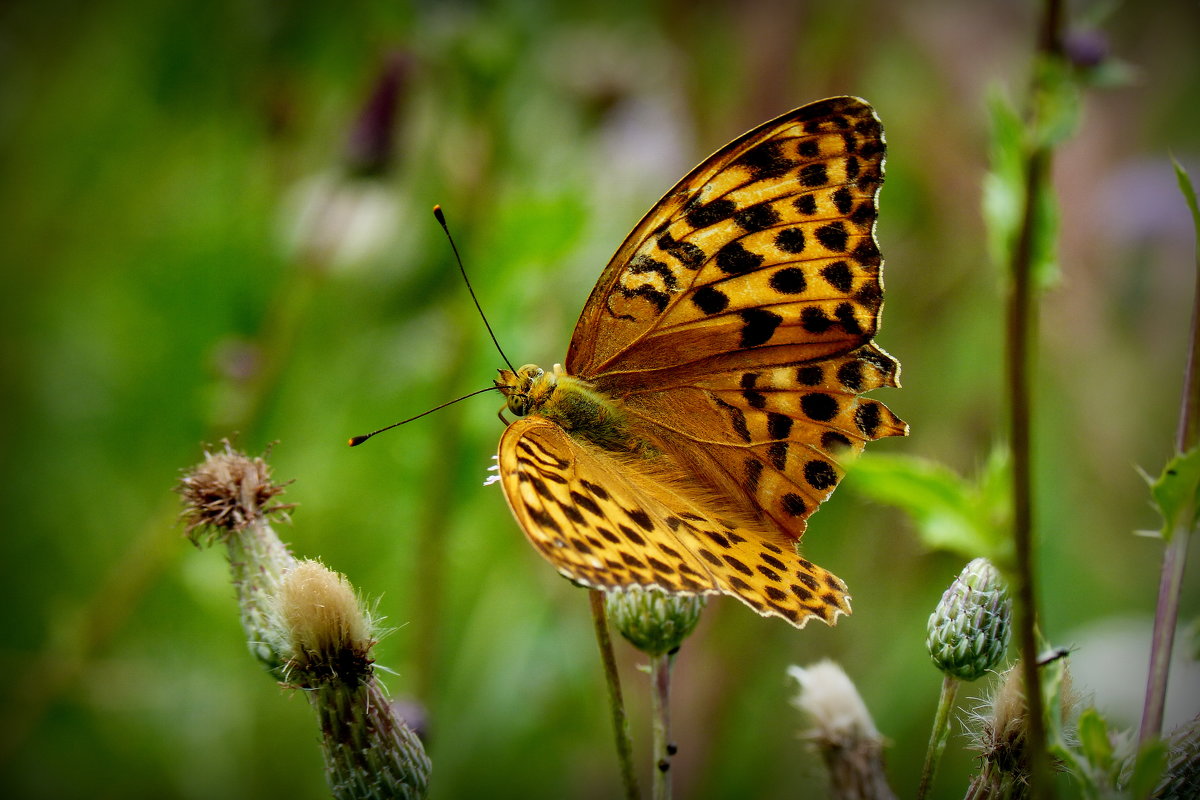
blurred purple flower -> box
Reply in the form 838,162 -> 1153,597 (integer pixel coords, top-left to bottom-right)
345,52 -> 411,178
1064,29 -> 1109,69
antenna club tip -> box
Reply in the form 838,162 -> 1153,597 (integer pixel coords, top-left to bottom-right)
433,205 -> 446,224
348,435 -> 369,447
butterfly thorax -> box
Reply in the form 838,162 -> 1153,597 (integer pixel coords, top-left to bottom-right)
496,364 -> 656,457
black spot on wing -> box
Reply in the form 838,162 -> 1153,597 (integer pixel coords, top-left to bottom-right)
804,460 -> 838,491
767,441 -> 788,470
821,261 -> 853,293
716,241 -> 764,275
799,163 -> 828,187
739,309 -> 783,348
691,285 -> 730,315
686,198 -> 737,229
657,231 -> 705,269
734,204 -> 781,233
816,222 -> 849,252
738,140 -> 799,179
767,412 -> 793,440
769,267 -> 806,294
832,187 -> 853,214
801,393 -> 839,422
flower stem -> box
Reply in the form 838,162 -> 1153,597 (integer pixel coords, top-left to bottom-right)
1007,142 -> 1051,796
1006,0 -> 1064,792
917,674 -> 960,800
590,589 -> 641,800
650,652 -> 674,800
1139,164 -> 1200,746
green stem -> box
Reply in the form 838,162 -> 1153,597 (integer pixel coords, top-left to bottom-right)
651,652 -> 673,800
917,674 -> 960,800
590,590 -> 641,800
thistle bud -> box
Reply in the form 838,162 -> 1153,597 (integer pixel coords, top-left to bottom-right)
605,585 -> 706,656
274,561 -> 430,800
927,558 -> 1012,681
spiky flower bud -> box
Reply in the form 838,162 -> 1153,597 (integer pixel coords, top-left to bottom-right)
605,585 -> 706,656
927,558 -> 1012,681
177,441 -> 295,675
274,561 -> 430,800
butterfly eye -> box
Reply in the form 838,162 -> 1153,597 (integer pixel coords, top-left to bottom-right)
507,393 -> 530,417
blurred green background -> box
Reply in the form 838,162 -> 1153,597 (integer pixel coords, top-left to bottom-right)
2,0 -> 1198,797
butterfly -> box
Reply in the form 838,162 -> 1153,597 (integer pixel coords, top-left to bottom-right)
494,97 -> 907,628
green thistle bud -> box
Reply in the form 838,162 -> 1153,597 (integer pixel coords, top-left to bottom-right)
927,558 -> 1012,681
605,586 -> 706,656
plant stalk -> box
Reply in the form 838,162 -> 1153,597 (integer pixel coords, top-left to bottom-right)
651,652 -> 674,800
1006,0 -> 1065,792
1139,166 -> 1200,745
1008,142 -> 1052,799
917,674 -> 960,800
590,589 -> 641,800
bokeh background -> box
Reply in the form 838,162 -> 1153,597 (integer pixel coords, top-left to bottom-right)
2,1 -> 1199,798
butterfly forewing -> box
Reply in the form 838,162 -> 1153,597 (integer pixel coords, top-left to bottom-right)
498,417 -> 852,627
566,96 -> 886,379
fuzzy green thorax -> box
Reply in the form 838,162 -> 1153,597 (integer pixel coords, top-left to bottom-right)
496,364 -> 655,456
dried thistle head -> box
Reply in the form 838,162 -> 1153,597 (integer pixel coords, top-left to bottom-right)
788,660 -> 883,746
968,659 -> 1078,781
177,440 -> 292,545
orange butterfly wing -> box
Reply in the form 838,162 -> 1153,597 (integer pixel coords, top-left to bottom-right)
498,417 -> 852,627
498,97 -> 906,626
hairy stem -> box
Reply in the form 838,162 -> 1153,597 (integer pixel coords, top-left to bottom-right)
918,675 -> 960,800
590,590 -> 641,800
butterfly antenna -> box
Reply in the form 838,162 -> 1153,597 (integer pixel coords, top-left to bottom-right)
434,205 -> 517,373
348,386 -> 499,446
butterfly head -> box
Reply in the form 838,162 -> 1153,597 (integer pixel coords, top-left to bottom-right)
495,363 -> 558,417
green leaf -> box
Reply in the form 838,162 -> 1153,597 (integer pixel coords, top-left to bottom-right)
982,88 -> 1025,276
1173,157 -> 1200,236
1127,738 -> 1169,800
1075,708 -> 1113,770
850,451 -> 1010,563
981,86 -> 1062,291
1031,56 -> 1082,149
1146,446 -> 1200,542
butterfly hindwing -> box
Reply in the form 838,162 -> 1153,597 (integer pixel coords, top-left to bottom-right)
606,343 -> 906,540
498,416 -> 852,627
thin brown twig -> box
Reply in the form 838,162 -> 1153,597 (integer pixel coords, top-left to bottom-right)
1007,0 -> 1064,793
